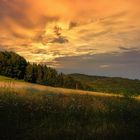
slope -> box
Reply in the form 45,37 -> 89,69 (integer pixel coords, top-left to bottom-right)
69,73 -> 140,96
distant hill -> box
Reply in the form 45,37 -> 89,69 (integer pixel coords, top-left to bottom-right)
69,73 -> 140,96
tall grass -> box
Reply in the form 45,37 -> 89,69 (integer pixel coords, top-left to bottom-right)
0,87 -> 140,140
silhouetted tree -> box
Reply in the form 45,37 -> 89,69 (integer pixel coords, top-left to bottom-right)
0,51 -> 86,90
0,51 -> 27,79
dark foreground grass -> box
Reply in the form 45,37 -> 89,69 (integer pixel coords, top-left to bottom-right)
0,91 -> 140,140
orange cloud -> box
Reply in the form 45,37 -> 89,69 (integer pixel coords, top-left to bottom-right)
0,0 -> 140,65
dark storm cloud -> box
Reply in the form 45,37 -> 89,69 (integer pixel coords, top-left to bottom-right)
50,36 -> 69,44
49,26 -> 69,44
69,22 -> 78,30
55,50 -> 140,79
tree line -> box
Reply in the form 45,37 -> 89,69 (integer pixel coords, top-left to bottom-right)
0,51 -> 88,90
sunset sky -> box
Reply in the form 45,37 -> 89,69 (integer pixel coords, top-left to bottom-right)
0,0 -> 140,79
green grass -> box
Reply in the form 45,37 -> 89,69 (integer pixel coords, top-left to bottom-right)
0,75 -> 13,81
0,75 -> 24,82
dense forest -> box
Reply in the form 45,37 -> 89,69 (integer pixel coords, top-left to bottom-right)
0,51 -> 87,90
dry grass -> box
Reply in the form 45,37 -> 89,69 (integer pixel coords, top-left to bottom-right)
1,75 -> 140,101
0,80 -> 123,97
1,85 -> 140,140
1,76 -> 140,140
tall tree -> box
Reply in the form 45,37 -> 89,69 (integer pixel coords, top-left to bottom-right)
0,51 -> 27,79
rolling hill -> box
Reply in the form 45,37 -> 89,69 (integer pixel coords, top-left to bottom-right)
0,75 -> 121,98
69,73 -> 140,96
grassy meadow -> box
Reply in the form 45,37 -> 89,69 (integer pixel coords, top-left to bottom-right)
0,76 -> 140,140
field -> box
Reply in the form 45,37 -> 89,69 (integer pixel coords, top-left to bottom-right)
0,76 -> 140,140
0,76 -> 123,98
